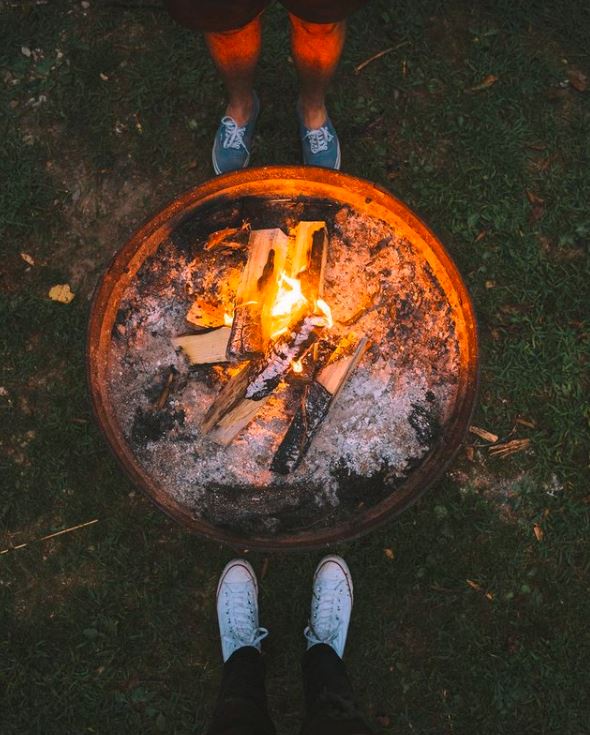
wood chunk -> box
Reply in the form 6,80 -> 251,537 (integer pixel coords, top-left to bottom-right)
271,382 -> 332,475
172,327 -> 231,365
317,335 -> 368,399
271,336 -> 368,474
290,221 -> 328,299
186,298 -> 228,330
245,313 -> 328,400
226,228 -> 289,361
202,362 -> 254,434
208,396 -> 271,446
202,313 -> 330,442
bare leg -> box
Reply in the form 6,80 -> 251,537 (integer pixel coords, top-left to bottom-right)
289,15 -> 346,129
204,15 -> 262,125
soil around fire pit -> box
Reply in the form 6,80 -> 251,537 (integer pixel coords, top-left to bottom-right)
107,196 -> 460,538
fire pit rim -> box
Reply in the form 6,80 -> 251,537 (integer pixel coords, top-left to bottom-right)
87,165 -> 479,551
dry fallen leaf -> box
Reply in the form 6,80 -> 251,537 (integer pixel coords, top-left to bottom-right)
20,252 -> 35,266
466,579 -> 482,591
48,283 -> 75,304
469,425 -> 499,443
533,524 -> 544,542
465,445 -> 475,461
485,280 -> 496,289
469,74 -> 498,92
384,548 -> 395,560
516,416 -> 536,429
567,68 -> 588,92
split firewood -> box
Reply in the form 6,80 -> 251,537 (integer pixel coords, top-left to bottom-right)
172,327 -> 232,365
208,394 -> 272,446
271,336 -> 369,474
202,312 -> 331,442
226,228 -> 289,361
290,221 -> 328,300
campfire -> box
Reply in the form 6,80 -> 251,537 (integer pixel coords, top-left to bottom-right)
172,222 -> 368,473
93,167 -> 478,547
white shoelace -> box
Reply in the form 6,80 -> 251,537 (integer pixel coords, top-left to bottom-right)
221,116 -> 248,151
305,126 -> 334,154
221,585 -> 268,647
304,580 -> 346,645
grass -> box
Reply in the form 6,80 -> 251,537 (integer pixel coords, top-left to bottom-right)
1,0 -> 589,733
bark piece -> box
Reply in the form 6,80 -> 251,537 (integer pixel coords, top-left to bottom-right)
271,336 -> 368,474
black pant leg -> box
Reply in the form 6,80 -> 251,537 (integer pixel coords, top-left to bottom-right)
300,644 -> 372,735
206,646 -> 276,735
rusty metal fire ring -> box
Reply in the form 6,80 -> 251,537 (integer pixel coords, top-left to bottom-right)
87,166 -> 479,551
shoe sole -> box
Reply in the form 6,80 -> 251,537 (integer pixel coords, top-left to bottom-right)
216,558 -> 258,601
313,554 -> 353,601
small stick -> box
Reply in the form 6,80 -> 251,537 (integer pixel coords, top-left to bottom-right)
488,438 -> 530,457
469,425 -> 499,443
155,367 -> 175,411
354,41 -> 409,74
0,519 -> 99,556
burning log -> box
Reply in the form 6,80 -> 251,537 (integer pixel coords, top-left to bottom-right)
173,327 -> 232,365
196,221 -> 332,444
290,221 -> 328,300
226,228 -> 289,361
271,336 -> 368,474
202,310 -> 332,443
245,312 -> 329,400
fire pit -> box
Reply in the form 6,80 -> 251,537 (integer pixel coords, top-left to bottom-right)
88,166 -> 478,550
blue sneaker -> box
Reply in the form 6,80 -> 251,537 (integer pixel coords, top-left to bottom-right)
298,112 -> 341,170
212,93 -> 260,175
304,555 -> 353,659
216,559 -> 269,662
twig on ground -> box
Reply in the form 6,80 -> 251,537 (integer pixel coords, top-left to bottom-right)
469,425 -> 499,443
488,438 -> 530,458
354,41 -> 410,74
0,519 -> 99,556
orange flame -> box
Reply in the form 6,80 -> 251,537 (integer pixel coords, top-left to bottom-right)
223,313 -> 234,326
271,274 -> 308,319
267,274 -> 309,340
315,298 -> 333,328
292,359 -> 303,374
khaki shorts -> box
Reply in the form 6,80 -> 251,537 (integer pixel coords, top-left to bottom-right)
165,0 -> 369,33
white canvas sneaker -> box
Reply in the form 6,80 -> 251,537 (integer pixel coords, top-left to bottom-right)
304,555 -> 353,659
216,559 -> 268,662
